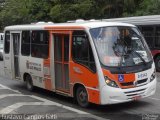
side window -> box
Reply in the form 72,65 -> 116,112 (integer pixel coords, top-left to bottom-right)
4,31 -> 10,54
31,30 -> 49,59
72,31 -> 96,72
21,31 -> 30,56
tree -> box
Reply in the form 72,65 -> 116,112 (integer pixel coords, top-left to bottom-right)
0,0 -> 160,31
0,0 -> 53,29
50,0 -> 95,22
133,0 -> 160,16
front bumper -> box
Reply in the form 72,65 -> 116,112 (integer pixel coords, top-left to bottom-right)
100,78 -> 157,105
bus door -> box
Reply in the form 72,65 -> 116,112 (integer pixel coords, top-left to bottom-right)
4,31 -> 12,79
12,33 -> 21,78
52,32 -> 70,92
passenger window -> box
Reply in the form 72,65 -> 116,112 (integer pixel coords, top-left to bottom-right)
72,31 -> 96,72
64,35 -> 69,62
31,30 -> 49,59
21,31 -> 30,56
4,31 -> 10,54
54,35 -> 62,61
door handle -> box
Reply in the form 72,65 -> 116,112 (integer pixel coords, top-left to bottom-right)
73,67 -> 83,74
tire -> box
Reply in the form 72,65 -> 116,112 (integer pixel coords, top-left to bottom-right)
25,74 -> 34,91
155,56 -> 160,72
76,86 -> 89,107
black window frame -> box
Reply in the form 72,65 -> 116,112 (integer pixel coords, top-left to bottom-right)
72,30 -> 96,73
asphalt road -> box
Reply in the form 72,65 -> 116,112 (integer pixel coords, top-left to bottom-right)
0,60 -> 160,120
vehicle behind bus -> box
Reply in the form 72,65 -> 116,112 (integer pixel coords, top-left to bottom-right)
104,15 -> 160,71
0,33 -> 4,60
0,33 -> 4,43
3,21 -> 157,107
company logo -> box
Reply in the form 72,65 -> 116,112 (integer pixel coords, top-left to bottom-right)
118,74 -> 124,82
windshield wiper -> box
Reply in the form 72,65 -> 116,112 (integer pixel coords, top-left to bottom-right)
132,50 -> 146,65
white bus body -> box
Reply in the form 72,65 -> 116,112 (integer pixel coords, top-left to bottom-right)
3,21 -> 157,107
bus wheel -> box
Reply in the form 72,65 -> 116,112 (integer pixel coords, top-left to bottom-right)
76,86 -> 89,107
25,74 -> 34,91
155,56 -> 160,72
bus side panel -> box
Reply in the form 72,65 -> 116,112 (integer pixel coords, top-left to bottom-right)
25,58 -> 45,88
86,88 -> 100,104
4,53 -> 13,79
70,61 -> 100,104
19,56 -> 30,81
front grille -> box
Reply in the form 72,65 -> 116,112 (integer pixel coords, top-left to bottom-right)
120,78 -> 148,87
124,88 -> 146,94
137,78 -> 147,84
124,88 -> 147,99
121,82 -> 133,86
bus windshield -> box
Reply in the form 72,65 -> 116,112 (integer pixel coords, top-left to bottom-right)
90,26 -> 152,67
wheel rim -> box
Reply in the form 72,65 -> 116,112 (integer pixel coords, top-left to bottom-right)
78,89 -> 88,105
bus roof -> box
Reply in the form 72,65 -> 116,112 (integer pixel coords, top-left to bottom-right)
103,15 -> 160,26
4,21 -> 135,31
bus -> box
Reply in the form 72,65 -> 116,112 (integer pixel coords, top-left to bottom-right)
3,20 -> 157,107
104,15 -> 160,71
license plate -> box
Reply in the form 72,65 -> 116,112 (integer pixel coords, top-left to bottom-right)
133,95 -> 141,100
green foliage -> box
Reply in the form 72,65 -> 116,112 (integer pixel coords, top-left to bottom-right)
0,0 -> 160,31
134,0 -> 160,16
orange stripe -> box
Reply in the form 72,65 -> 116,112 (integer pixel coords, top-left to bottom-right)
45,26 -> 85,30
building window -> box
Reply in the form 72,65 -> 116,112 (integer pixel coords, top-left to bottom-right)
31,30 -> 49,59
4,31 -> 10,54
141,26 -> 154,49
21,31 -> 30,56
72,31 -> 96,72
155,26 -> 160,48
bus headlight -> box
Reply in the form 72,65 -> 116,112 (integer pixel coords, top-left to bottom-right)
105,76 -> 119,88
150,71 -> 156,82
